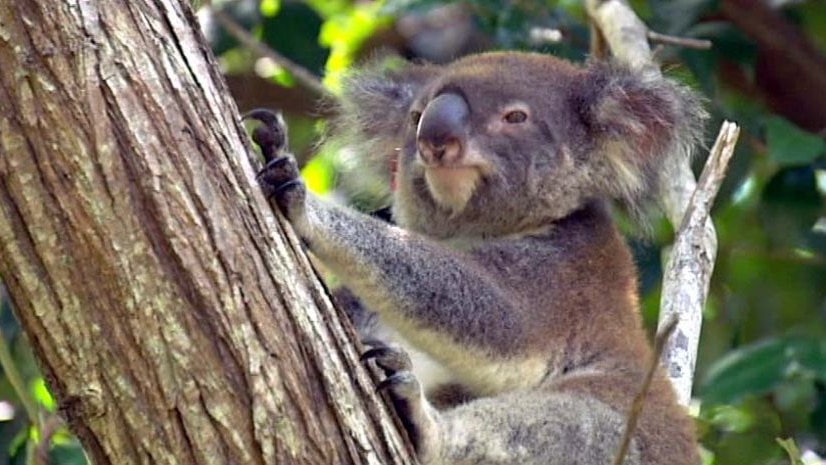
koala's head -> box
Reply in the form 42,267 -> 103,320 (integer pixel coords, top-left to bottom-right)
333,52 -> 705,238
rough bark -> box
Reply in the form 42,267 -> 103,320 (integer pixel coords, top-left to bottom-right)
0,1 -> 413,464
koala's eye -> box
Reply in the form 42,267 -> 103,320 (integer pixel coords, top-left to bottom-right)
503,110 -> 528,124
410,110 -> 422,126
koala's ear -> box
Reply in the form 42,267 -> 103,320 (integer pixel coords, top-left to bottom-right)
574,62 -> 706,203
327,61 -> 440,181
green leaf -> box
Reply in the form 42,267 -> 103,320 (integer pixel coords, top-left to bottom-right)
302,155 -> 334,195
48,442 -> 89,465
700,334 -> 826,405
766,116 -> 826,166
759,166 -> 824,249
30,378 -> 55,411
319,2 -> 390,91
648,0 -> 716,34
260,0 -> 279,17
205,2 -> 262,56
708,404 -> 756,433
261,3 -> 329,76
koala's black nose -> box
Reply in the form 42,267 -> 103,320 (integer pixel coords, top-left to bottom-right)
417,93 -> 469,165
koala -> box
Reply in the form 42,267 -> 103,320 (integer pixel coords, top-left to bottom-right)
249,51 -> 705,465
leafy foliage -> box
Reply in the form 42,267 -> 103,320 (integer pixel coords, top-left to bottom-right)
2,0 -> 825,464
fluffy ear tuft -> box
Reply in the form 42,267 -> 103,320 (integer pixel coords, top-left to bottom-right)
575,63 -> 707,205
324,61 -> 439,185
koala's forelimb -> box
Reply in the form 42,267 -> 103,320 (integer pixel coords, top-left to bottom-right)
255,153 -> 528,370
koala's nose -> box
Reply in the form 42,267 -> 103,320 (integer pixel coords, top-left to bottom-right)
416,93 -> 469,165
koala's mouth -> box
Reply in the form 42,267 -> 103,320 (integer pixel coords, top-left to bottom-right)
423,166 -> 483,213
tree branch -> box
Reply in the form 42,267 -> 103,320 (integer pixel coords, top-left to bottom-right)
647,31 -> 712,50
658,121 -> 740,402
586,0 -> 736,405
0,1 -> 412,463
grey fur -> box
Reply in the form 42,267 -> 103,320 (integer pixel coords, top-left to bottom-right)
257,51 -> 705,465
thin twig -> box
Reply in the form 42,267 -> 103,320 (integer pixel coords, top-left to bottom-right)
208,6 -> 333,99
647,31 -> 712,50
612,316 -> 679,465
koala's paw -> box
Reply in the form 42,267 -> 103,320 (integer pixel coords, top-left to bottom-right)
243,108 -> 288,161
362,346 -> 439,461
256,156 -> 306,220
244,109 -> 307,222
361,345 -> 413,374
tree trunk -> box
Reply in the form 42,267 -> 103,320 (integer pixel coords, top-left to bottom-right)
0,1 -> 413,464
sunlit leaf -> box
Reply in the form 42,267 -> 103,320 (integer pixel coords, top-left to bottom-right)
302,156 -> 335,195
31,378 -> 56,411
260,0 -> 280,17
320,2 -> 391,91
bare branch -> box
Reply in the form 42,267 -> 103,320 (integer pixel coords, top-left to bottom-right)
585,0 -> 655,72
647,31 -> 712,50
659,121 -> 740,402
586,0 -> 738,406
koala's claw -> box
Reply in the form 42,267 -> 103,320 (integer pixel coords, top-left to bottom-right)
258,155 -> 300,182
256,154 -> 306,219
361,345 -> 413,374
373,367 -> 436,459
243,108 -> 287,162
377,371 -> 421,396
268,180 -> 303,201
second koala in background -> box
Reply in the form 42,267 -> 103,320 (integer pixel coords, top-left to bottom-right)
252,51 -> 706,465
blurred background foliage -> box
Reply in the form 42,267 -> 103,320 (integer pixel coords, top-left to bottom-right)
2,0 -> 825,463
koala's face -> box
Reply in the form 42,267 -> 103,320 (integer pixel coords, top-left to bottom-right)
337,52 -> 703,239
393,53 -> 594,237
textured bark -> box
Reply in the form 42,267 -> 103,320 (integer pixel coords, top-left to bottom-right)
0,1 -> 413,464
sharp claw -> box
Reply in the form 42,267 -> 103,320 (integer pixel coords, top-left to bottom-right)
269,180 -> 303,200
361,347 -> 391,362
265,156 -> 292,170
376,375 -> 403,393
242,108 -> 282,124
256,156 -> 292,179
243,108 -> 287,162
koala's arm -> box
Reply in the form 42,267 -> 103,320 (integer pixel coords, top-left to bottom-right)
275,177 -> 525,356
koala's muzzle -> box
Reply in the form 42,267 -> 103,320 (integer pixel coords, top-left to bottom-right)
417,93 -> 469,166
